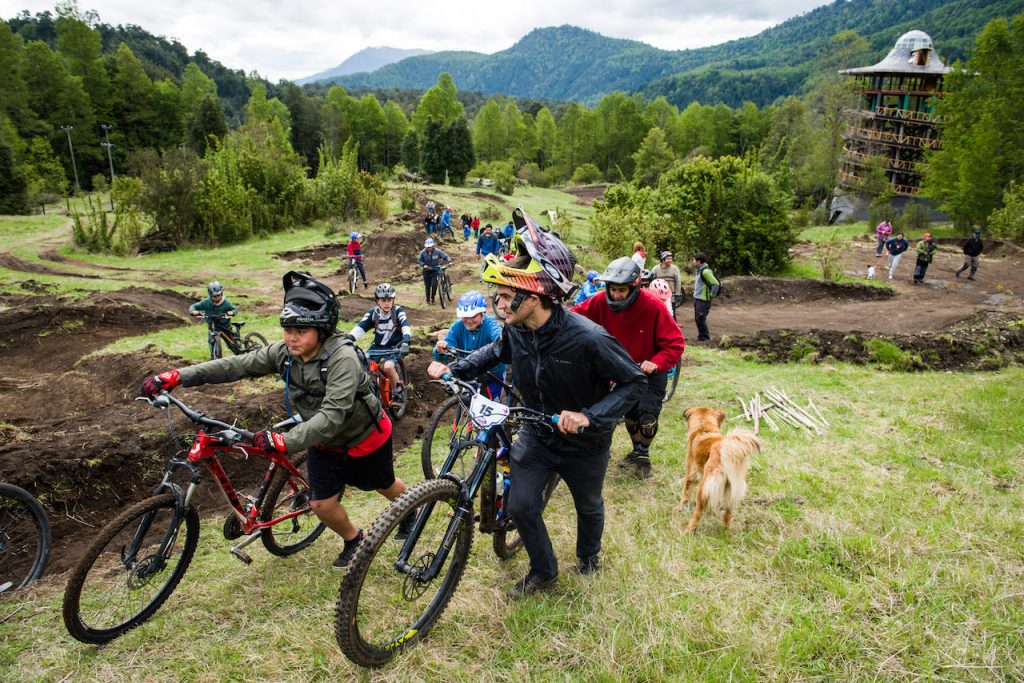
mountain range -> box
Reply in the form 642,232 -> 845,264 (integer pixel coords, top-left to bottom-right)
295,47 -> 433,85
319,0 -> 1021,107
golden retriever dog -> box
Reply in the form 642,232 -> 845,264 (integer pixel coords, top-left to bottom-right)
676,407 -> 760,532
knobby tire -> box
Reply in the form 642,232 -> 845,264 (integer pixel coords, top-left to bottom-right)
62,493 -> 199,644
420,396 -> 476,480
244,332 -> 269,353
0,483 -> 51,592
335,479 -> 472,668
260,452 -> 326,556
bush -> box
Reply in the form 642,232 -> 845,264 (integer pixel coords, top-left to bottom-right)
814,229 -> 847,282
865,338 -> 913,370
399,182 -> 416,211
91,174 -> 109,194
518,162 -> 554,188
571,163 -> 603,184
988,182 -> 1024,241
898,201 -> 931,233
492,164 -> 515,196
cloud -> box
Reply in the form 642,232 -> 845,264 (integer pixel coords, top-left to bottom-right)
0,0 -> 828,80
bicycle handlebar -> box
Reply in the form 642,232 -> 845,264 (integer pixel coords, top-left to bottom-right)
141,392 -> 300,444
366,348 -> 404,359
434,374 -> 580,432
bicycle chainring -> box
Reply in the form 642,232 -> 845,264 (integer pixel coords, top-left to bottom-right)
223,513 -> 244,540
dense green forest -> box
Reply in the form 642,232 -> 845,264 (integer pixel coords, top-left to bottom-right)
2,2 -> 1022,256
332,0 -> 1023,107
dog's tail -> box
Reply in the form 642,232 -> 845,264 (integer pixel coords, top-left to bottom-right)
705,428 -> 760,511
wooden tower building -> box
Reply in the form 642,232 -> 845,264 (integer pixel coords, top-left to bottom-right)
837,30 -> 951,202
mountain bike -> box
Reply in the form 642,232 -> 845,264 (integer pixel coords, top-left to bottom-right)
202,314 -> 268,360
366,348 -> 408,420
62,392 -> 324,644
0,483 -> 51,594
335,375 -> 563,667
435,265 -> 453,309
342,255 -> 364,295
421,347 -> 521,480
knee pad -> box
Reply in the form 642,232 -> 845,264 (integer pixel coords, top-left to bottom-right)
624,416 -> 640,436
638,414 -> 659,441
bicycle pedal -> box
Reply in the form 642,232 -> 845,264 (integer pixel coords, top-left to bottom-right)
229,548 -> 253,564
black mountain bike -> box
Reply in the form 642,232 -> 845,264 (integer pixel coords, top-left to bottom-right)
203,314 -> 268,360
335,375 -> 562,667
435,265 -> 453,309
0,483 -> 51,593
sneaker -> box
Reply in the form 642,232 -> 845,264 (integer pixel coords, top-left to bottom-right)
394,510 -> 416,541
955,270 -> 962,277
506,572 -> 558,599
332,530 -> 363,570
572,554 -> 599,576
635,456 -> 653,480
618,451 -> 639,469
968,275 -> 976,281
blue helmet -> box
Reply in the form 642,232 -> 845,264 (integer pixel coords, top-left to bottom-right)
424,238 -> 435,248
350,231 -> 361,240
456,290 -> 487,318
586,270 -> 600,282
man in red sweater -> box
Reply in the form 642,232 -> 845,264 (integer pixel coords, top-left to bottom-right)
573,257 -> 685,479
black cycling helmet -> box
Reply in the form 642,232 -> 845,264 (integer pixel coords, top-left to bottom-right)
279,271 -> 339,335
208,281 -> 224,297
374,282 -> 397,299
600,257 -> 642,312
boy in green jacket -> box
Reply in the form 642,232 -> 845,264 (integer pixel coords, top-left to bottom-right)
144,271 -> 411,570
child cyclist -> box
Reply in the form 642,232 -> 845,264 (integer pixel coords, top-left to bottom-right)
190,281 -> 239,347
346,232 -> 368,289
433,290 -> 506,399
141,271 -> 412,570
347,283 -> 411,400
647,278 -> 674,316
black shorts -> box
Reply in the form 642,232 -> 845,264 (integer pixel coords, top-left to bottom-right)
307,438 -> 396,501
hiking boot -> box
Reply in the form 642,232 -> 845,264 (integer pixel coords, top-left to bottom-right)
572,554 -> 600,576
332,530 -> 363,570
955,269 -> 962,277
618,451 -> 640,469
635,456 -> 653,480
394,510 -> 416,541
968,275 -> 976,281
506,572 -> 558,599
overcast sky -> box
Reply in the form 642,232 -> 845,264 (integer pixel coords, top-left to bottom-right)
1,0 -> 831,81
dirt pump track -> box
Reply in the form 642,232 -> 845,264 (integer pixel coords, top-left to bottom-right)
2,201 -> 1024,580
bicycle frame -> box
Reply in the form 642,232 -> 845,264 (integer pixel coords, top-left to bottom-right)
366,349 -> 402,407
142,394 -> 310,562
205,316 -> 240,353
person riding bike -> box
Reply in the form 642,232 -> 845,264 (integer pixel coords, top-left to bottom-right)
573,270 -> 602,305
190,281 -> 239,348
428,208 -> 646,598
347,283 -> 412,400
433,290 -> 506,400
142,271 -> 410,571
573,257 -> 685,480
417,238 -> 452,304
346,232 -> 368,289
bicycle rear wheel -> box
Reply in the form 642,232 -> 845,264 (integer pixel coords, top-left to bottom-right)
0,483 -> 50,592
260,452 -> 326,556
63,493 -> 199,644
244,332 -> 269,353
663,359 -> 681,402
335,479 -> 473,667
420,395 -> 477,480
493,474 -> 560,559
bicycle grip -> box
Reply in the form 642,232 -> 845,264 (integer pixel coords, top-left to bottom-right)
551,415 -> 584,434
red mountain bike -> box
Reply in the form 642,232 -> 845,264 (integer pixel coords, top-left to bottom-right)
62,392 -> 325,644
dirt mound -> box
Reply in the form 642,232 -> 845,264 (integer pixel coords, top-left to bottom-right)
564,185 -> 606,205
719,276 -> 895,306
721,310 -> 1024,371
0,252 -> 101,278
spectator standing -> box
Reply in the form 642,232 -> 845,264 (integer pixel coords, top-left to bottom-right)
885,232 -> 910,280
912,233 -> 938,284
461,213 -> 472,241
955,231 -> 984,280
650,251 -> 682,318
476,224 -> 501,259
471,216 -> 481,239
439,206 -> 454,239
631,241 -> 647,269
875,219 -> 893,257
692,252 -> 720,342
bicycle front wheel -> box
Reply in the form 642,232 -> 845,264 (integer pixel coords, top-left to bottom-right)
663,359 -> 681,402
0,483 -> 50,592
260,452 -> 326,556
443,275 -> 454,303
438,277 -> 446,309
244,332 -> 269,353
388,358 -> 409,420
348,267 -> 357,295
336,479 -> 473,668
493,474 -> 560,559
420,396 -> 477,480
63,493 -> 199,644
210,335 -> 222,360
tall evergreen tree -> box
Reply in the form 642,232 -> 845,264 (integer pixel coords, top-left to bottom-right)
381,101 -> 409,169
412,72 -> 464,133
472,98 -> 503,162
632,127 -> 674,188
534,107 -> 557,169
111,43 -> 156,150
188,95 -> 228,155
445,117 -> 475,185
400,128 -> 420,172
282,83 -> 322,172
0,116 -> 29,213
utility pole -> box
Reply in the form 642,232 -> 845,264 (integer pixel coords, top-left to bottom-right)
60,125 -> 81,194
100,124 -> 115,210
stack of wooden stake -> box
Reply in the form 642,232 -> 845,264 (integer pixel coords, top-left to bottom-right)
737,386 -> 829,435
